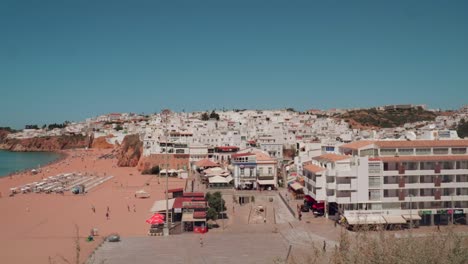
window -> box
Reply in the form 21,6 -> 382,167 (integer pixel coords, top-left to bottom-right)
398,148 -> 414,155
433,148 -> 449,155
452,148 -> 467,154
268,167 -> 273,175
240,168 -> 244,176
369,190 -> 381,201
380,148 -> 397,156
416,148 -> 431,155
369,163 -> 381,173
369,177 -> 381,188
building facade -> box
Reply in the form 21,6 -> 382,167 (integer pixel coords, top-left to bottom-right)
303,140 -> 468,225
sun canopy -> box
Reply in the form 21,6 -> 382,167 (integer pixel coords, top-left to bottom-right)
345,215 -> 386,225
150,198 -> 175,212
289,182 -> 303,191
209,175 -> 229,184
383,215 -> 407,224
402,214 -> 422,221
257,179 -> 276,185
225,175 -> 233,183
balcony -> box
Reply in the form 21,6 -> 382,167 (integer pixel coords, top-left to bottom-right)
336,169 -> 358,177
382,170 -> 399,176
326,182 -> 336,189
336,197 -> 351,204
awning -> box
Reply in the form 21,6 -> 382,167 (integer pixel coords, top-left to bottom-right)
150,198 -> 175,212
257,179 -> 276,185
345,215 -> 386,225
225,175 -> 233,183
209,175 -> 228,184
289,182 -> 303,191
304,195 -> 316,203
402,214 -> 422,221
383,215 -> 407,224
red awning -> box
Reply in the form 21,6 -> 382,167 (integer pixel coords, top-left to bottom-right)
304,195 -> 316,203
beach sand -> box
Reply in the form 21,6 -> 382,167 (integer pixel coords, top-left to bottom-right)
0,148 -> 186,264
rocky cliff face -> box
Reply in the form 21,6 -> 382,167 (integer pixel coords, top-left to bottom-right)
116,134 -> 143,167
0,129 -> 11,142
0,135 -> 91,151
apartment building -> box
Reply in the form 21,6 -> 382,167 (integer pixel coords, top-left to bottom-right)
303,139 -> 468,226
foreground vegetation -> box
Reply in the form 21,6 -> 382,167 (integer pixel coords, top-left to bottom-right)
283,227 -> 468,264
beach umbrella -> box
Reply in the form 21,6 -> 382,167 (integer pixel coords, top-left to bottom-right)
146,213 -> 165,225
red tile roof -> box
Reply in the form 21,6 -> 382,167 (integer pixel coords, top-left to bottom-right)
375,140 -> 468,148
232,152 -> 255,158
194,159 -> 218,167
303,164 -> 326,173
339,140 -> 375,150
340,139 -> 468,150
313,153 -> 350,162
379,155 -> 468,162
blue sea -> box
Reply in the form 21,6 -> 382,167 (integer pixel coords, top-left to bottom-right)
0,150 -> 61,177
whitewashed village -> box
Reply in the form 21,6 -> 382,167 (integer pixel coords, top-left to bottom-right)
7,104 -> 468,230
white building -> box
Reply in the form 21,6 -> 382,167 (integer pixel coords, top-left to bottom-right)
303,139 -> 468,226
232,148 -> 278,190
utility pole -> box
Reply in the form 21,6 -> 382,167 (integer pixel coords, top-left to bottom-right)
409,194 -> 413,230
163,112 -> 170,237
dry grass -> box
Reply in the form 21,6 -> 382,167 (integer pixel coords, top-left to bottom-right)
280,226 -> 468,264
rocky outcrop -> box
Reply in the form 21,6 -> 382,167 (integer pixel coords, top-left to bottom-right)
0,129 -> 12,142
116,134 -> 142,167
91,135 -> 114,149
0,135 -> 92,152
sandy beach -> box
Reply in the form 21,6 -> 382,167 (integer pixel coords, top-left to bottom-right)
0,148 -> 186,264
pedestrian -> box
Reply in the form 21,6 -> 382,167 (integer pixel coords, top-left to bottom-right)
106,212 -> 109,220
323,240 -> 326,252
233,205 -> 235,214
127,205 -> 130,212
133,204 -> 136,212
334,220 -> 337,228
299,212 -> 302,221
92,205 -> 96,213
107,206 -> 110,212
199,237 -> 204,247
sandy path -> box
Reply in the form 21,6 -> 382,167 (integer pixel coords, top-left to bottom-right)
0,148 -> 186,264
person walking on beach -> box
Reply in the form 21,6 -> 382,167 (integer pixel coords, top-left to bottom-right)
133,204 -> 136,212
92,205 -> 96,213
199,237 -> 204,248
107,206 -> 110,213
106,212 -> 109,220
127,205 -> 130,212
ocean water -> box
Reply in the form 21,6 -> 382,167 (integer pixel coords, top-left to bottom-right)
0,150 -> 61,177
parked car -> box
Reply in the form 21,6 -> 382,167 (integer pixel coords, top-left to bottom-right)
107,233 -> 120,242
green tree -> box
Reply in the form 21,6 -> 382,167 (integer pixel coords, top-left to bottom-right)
210,110 -> 220,120
115,124 -> 124,131
206,207 -> 218,221
201,112 -> 210,121
457,119 -> 468,138
205,191 -> 226,215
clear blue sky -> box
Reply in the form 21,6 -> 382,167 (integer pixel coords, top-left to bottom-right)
1,0 -> 467,129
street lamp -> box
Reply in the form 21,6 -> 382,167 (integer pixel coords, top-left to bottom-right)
409,194 -> 414,229
164,161 -> 170,236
